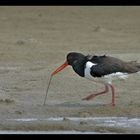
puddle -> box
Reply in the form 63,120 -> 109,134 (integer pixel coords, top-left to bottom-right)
0,130 -> 102,134
7,117 -> 140,131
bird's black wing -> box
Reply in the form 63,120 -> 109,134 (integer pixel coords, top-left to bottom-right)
88,55 -> 126,77
87,55 -> 140,76
90,63 -> 123,77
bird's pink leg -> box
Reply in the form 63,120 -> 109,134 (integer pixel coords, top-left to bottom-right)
109,85 -> 115,106
82,84 -> 109,101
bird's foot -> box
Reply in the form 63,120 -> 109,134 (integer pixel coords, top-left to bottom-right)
82,94 -> 97,101
111,103 -> 115,107
82,86 -> 109,101
103,102 -> 115,107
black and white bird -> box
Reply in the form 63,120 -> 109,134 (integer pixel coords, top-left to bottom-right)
51,52 -> 140,106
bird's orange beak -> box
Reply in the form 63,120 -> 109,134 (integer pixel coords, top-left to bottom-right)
51,61 -> 68,76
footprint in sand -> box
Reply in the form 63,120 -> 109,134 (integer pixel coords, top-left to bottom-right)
0,98 -> 15,104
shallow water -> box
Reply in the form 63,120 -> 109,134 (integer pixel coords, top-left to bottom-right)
0,130 -> 102,134
5,117 -> 140,134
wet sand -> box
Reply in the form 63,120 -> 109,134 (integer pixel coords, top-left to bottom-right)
0,6 -> 140,134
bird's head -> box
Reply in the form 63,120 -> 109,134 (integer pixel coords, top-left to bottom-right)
51,52 -> 85,76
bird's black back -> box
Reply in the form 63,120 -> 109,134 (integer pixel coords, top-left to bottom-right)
86,55 -> 140,77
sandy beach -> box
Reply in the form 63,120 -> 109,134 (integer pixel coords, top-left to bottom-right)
0,6 -> 140,134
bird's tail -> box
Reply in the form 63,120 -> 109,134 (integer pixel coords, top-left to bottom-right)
129,60 -> 140,70
124,60 -> 140,73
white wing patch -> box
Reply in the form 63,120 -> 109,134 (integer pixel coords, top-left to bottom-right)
84,61 -> 97,80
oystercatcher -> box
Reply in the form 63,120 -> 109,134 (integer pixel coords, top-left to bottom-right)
51,52 -> 140,106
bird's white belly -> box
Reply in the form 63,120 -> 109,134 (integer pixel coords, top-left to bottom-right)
85,71 -> 128,84
84,61 -> 128,84
103,72 -> 128,84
